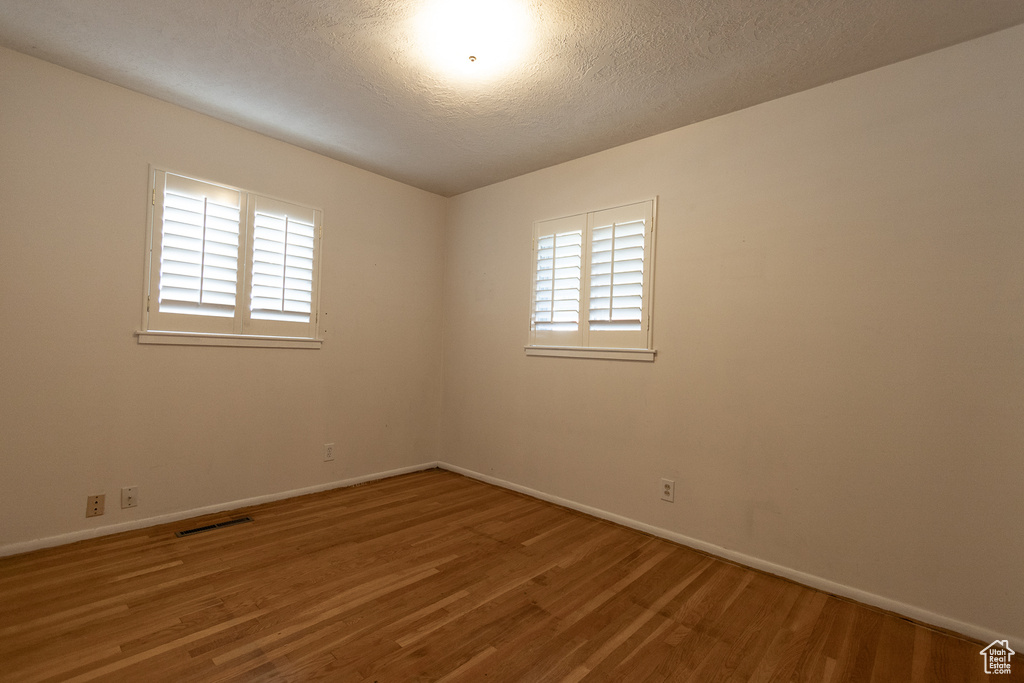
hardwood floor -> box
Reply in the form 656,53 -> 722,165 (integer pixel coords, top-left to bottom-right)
0,469 -> 999,682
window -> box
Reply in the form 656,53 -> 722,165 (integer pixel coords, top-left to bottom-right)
138,169 -> 323,347
527,199 -> 656,361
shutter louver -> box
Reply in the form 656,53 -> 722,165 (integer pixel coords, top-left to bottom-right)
589,219 -> 645,331
533,230 -> 582,332
250,204 -> 316,324
158,174 -> 241,318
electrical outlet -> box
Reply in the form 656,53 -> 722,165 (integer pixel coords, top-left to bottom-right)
121,486 -> 138,509
323,443 -> 335,462
660,478 -> 675,503
86,494 -> 105,517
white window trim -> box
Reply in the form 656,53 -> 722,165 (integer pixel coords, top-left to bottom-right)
138,167 -> 324,348
526,198 -> 657,362
523,345 -> 655,361
135,331 -> 321,349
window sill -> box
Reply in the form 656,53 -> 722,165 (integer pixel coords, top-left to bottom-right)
136,331 -> 322,349
524,345 -> 655,362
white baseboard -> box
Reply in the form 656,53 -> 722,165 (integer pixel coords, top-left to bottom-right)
0,462 -> 438,559
437,461 -> 1016,649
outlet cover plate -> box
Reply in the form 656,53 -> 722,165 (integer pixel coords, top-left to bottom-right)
121,486 -> 138,509
661,478 -> 675,503
86,494 -> 105,517
323,443 -> 335,462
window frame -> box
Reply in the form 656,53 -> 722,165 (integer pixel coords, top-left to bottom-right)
526,198 -> 657,361
137,167 -> 324,348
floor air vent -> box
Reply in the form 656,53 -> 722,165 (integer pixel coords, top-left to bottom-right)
175,516 -> 254,538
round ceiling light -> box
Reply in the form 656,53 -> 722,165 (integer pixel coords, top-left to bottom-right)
416,0 -> 533,79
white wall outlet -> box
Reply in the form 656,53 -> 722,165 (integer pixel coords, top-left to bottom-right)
323,443 -> 335,462
660,478 -> 675,502
121,486 -> 138,509
86,494 -> 105,517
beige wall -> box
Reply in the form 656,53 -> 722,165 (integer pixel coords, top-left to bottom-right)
441,25 -> 1024,644
0,48 -> 447,547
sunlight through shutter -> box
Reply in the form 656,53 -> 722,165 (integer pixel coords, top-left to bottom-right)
526,199 -> 654,357
533,229 -> 582,332
144,169 -> 324,342
589,218 -> 645,331
250,197 -> 317,323
158,174 -> 241,318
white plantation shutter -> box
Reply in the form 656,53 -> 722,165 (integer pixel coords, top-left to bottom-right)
159,174 -> 241,317
250,197 -> 317,322
534,231 -> 583,331
143,168 -> 323,343
586,201 -> 653,349
147,172 -> 244,335
589,220 -> 645,330
527,200 -> 655,357
531,214 -> 586,346
245,195 -> 321,338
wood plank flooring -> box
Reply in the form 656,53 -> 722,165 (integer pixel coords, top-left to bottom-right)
0,469 -> 1002,682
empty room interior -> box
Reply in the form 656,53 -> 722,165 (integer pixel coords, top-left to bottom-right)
1,1 -> 1022,680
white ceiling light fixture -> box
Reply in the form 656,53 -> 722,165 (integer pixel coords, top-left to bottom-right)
416,0 -> 533,80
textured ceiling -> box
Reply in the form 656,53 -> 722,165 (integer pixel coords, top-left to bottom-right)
1,1 -> 1023,196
